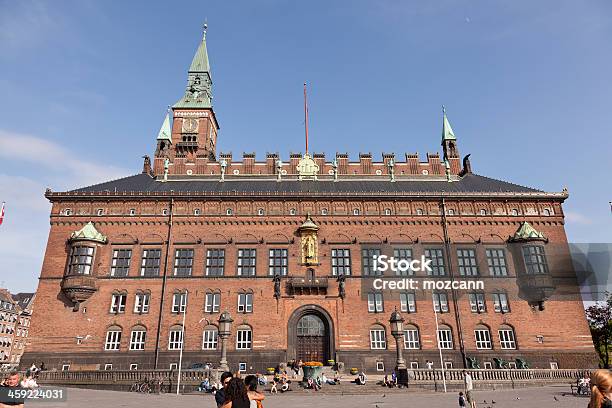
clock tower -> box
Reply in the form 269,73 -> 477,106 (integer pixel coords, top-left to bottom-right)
154,24 -> 220,173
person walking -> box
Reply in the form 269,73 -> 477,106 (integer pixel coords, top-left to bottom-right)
463,370 -> 476,408
589,369 -> 612,408
220,378 -> 251,408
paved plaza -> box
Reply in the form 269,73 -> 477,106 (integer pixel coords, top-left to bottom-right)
34,385 -> 589,408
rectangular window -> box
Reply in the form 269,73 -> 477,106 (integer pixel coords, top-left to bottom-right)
62,364 -> 70,371
457,248 -> 479,276
239,362 -> 247,373
111,249 -> 132,277
444,362 -> 454,369
130,363 -> 138,370
104,363 -> 113,370
204,293 -> 220,313
174,248 -> 194,276
237,293 -> 253,313
403,329 -> 420,349
410,362 -> 419,369
362,248 -> 382,276
522,246 -> 549,274
141,249 -> 161,276
331,249 -> 351,275
433,292 -> 449,313
134,293 -> 150,314
169,363 -> 178,370
237,249 -> 257,276
468,293 -> 486,313
110,294 -> 126,314
475,329 -> 492,349
104,330 -> 121,351
493,293 -> 510,313
369,329 -> 386,349
202,330 -> 218,350
400,292 -> 416,313
168,329 -> 184,350
367,293 -> 384,313
437,329 -> 453,349
68,246 -> 94,275
268,249 -> 288,276
376,361 -> 385,371
129,330 -> 146,350
206,249 -> 225,276
236,329 -> 252,350
484,362 -> 493,369
393,248 -> 413,276
172,292 -> 188,313
424,248 -> 446,276
486,248 -> 508,276
499,329 -> 516,349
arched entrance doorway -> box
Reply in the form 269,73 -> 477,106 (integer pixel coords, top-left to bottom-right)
287,305 -> 335,363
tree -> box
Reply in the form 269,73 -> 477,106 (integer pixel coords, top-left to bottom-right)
586,292 -> 612,368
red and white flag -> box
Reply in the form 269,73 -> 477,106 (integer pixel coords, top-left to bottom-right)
0,202 -> 4,226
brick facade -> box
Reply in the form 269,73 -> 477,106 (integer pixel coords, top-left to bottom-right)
21,30 -> 598,373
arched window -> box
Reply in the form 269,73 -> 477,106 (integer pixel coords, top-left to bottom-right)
104,325 -> 122,351
474,324 -> 492,349
257,208 -> 264,216
63,208 -> 73,216
353,208 -> 360,216
202,325 -> 218,350
510,209 -> 518,216
437,324 -> 453,349
297,315 -> 324,336
321,208 -> 328,216
543,208 -> 551,216
403,324 -> 420,349
129,325 -> 146,351
499,325 -> 516,349
194,208 -> 201,216
447,209 -> 455,216
226,208 -> 233,216
384,208 -> 391,216
168,325 -> 184,350
129,209 -> 136,216
289,208 -> 296,216
369,324 -> 386,350
236,325 -> 252,350
480,209 -> 487,216
162,209 -> 168,216
416,208 -> 424,216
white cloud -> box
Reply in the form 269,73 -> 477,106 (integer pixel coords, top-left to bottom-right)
0,130 -> 129,188
565,211 -> 593,225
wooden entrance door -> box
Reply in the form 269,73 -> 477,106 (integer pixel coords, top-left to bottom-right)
296,314 -> 327,363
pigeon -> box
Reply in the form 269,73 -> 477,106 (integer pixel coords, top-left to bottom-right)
554,396 -> 559,401
492,401 -> 496,404
516,397 -> 521,400
382,394 -> 386,398
483,400 -> 487,404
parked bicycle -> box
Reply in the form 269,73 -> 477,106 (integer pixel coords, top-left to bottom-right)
130,377 -> 166,393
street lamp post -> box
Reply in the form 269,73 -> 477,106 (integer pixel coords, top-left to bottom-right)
389,308 -> 406,370
218,311 -> 233,372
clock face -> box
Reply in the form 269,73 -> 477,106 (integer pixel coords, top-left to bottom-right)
182,118 -> 198,133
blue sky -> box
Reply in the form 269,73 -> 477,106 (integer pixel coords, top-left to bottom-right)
0,0 -> 610,293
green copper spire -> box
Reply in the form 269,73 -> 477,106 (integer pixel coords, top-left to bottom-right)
174,23 -> 213,109
442,106 -> 456,141
156,111 -> 172,141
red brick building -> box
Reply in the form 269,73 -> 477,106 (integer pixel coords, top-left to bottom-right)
22,29 -> 597,372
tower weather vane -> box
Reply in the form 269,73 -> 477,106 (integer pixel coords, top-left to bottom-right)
304,82 -> 309,154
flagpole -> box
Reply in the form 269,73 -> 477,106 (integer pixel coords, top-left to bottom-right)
303,82 -> 309,154
433,296 -> 447,392
176,290 -> 187,395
